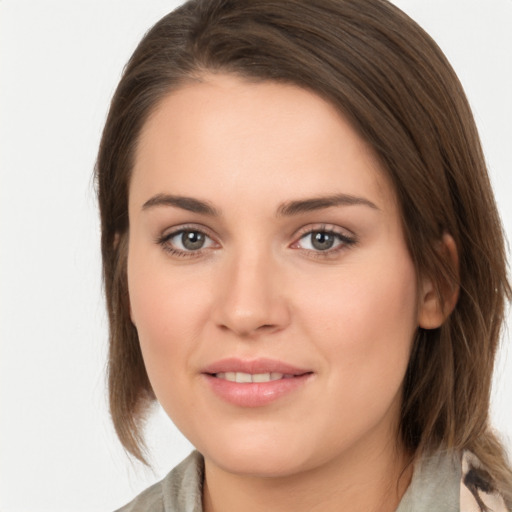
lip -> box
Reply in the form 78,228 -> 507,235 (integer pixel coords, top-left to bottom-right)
202,357 -> 310,375
201,358 -> 314,408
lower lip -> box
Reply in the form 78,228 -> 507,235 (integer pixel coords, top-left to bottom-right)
203,374 -> 312,407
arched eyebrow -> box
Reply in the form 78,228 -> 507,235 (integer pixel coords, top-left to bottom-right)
276,194 -> 379,216
142,194 -> 219,216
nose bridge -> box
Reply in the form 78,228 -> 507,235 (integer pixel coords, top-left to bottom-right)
214,242 -> 289,337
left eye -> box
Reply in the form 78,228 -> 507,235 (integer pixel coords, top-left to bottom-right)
297,230 -> 350,251
166,230 -> 216,251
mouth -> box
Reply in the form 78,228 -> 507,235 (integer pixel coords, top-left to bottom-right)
213,372 -> 299,383
202,358 -> 314,407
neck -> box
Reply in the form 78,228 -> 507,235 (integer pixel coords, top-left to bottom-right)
202,439 -> 413,512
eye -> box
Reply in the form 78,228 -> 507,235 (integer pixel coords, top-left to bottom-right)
301,231 -> 339,251
293,228 -> 356,254
157,228 -> 217,256
174,230 -> 209,251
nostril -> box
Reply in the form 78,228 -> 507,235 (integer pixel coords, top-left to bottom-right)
216,322 -> 280,338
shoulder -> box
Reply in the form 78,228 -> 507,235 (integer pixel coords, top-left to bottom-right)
114,451 -> 204,512
115,480 -> 163,512
460,451 -> 508,512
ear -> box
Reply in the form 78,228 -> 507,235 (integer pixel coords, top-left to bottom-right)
417,233 -> 459,329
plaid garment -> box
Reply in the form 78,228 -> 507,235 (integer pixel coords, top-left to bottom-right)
461,451 -> 508,512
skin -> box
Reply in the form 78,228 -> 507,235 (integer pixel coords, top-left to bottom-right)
127,74 -> 447,512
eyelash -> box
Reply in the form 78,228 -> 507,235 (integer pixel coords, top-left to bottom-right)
155,224 -> 357,259
292,225 -> 357,258
156,224 -> 217,259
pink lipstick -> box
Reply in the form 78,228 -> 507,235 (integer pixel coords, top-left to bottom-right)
202,358 -> 313,407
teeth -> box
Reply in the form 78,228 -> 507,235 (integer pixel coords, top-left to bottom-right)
252,373 -> 271,383
215,372 -> 285,383
236,372 -> 252,383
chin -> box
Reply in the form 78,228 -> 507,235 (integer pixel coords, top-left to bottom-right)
194,428 -> 320,478
209,448 -> 311,478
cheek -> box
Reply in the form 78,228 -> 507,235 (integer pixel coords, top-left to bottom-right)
302,258 -> 416,331
126,246 -> 210,387
296,251 -> 418,392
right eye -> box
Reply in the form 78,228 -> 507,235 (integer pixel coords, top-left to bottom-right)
157,228 -> 217,257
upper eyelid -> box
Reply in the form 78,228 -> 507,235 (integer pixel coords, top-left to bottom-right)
160,223 -> 217,240
292,223 -> 355,239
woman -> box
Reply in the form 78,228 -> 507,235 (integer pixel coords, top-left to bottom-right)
96,0 -> 511,510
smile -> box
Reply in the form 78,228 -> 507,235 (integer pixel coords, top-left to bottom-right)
202,358 -> 313,407
214,372 -> 295,383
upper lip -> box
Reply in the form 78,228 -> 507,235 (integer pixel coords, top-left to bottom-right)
202,358 -> 312,376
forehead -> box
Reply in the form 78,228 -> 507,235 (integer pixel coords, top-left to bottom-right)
131,74 -> 396,214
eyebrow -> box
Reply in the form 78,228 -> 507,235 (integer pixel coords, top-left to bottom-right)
276,194 -> 379,216
142,194 -> 219,216
141,192 -> 379,216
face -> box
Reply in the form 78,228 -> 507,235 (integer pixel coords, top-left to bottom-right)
127,74 -> 430,477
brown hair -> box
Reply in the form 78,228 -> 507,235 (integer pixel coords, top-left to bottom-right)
95,0 -> 511,502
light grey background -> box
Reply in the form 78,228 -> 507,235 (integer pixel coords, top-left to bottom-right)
0,1 -> 510,511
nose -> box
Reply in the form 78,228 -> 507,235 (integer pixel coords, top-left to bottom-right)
212,249 -> 291,338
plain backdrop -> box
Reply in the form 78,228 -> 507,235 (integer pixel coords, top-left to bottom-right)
0,1 -> 511,511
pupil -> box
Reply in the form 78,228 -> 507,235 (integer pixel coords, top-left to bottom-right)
182,231 -> 205,250
312,231 -> 334,250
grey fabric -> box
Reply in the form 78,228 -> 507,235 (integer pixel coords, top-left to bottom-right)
115,451 -> 203,512
115,450 -> 461,512
396,451 -> 461,512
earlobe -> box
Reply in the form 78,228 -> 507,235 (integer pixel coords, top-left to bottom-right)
417,233 -> 459,329
417,278 -> 444,329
